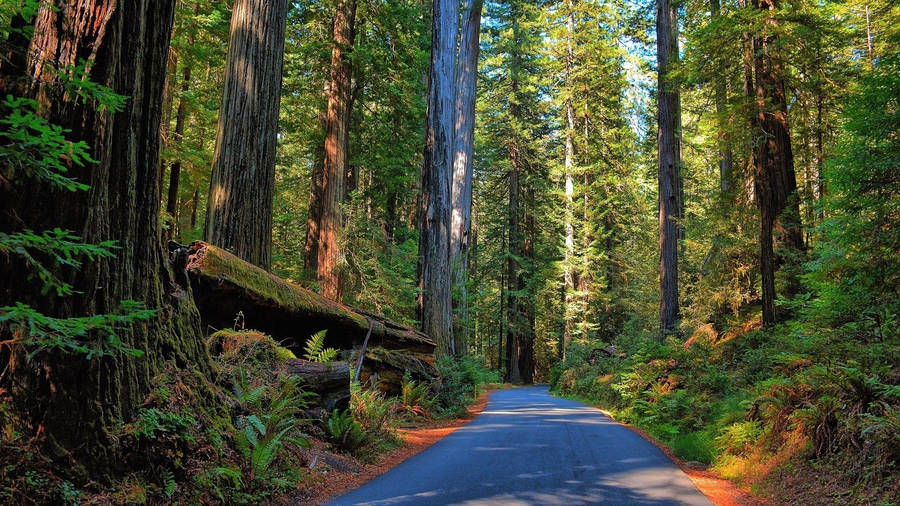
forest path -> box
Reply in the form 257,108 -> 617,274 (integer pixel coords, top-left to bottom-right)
328,386 -> 711,505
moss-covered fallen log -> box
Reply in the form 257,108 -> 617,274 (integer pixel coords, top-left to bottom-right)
207,329 -> 350,410
354,346 -> 438,396
174,241 -> 436,355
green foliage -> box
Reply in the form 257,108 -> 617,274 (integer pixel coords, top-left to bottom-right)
0,95 -> 95,192
232,375 -> 311,479
433,356 -> 500,417
0,229 -> 116,296
302,330 -> 337,364
326,408 -> 366,452
0,301 -> 152,359
400,372 -> 433,419
131,408 -> 197,440
0,56 -> 152,365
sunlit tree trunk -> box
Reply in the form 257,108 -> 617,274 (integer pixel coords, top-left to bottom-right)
710,0 -> 732,193
560,0 -> 577,360
657,0 -> 682,337
205,0 -> 289,270
417,0 -> 457,355
505,154 -> 521,383
450,0 -> 483,355
316,0 -> 358,301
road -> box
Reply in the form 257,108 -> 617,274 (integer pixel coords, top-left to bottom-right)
329,386 -> 712,505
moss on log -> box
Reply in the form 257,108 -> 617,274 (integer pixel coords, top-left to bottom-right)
178,241 -> 435,354
354,346 -> 437,396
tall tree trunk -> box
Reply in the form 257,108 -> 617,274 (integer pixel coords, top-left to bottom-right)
450,0 -> 484,356
417,0 -> 457,355
498,267 -> 505,372
562,0 -> 576,360
190,189 -> 200,231
519,187 -> 536,384
316,0 -> 358,301
505,155 -> 521,383
205,0 -> 289,270
166,62 -> 192,240
0,0 -> 211,473
160,54 -> 176,184
657,0 -> 681,337
304,80 -> 329,274
579,170 -> 591,337
710,0 -> 732,193
749,0 -> 804,327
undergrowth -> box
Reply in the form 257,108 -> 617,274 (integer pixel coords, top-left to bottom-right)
551,312 -> 900,504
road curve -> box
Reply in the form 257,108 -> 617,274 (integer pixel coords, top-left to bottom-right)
329,386 -> 711,505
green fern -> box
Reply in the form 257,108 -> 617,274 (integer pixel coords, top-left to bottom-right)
161,469 -> 176,498
303,330 -> 338,364
326,408 -> 366,451
231,375 -> 311,479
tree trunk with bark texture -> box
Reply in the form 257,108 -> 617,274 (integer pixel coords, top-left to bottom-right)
449,0 -> 483,356
562,0 -> 576,360
710,0 -> 732,193
315,0 -> 357,301
417,0 -> 457,356
166,62 -> 192,239
657,0 -> 682,337
284,359 -> 351,411
748,0 -> 805,327
205,0 -> 289,270
505,148 -> 522,384
519,188 -> 536,384
0,0 -> 211,474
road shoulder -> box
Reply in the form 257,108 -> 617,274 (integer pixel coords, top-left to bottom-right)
296,390 -> 495,505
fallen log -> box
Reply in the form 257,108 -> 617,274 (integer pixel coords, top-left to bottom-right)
354,346 -> 437,396
205,329 -> 350,410
174,241 -> 435,355
284,359 -> 351,411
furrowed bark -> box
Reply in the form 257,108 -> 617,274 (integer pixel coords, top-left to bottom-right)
748,0 -> 805,326
205,0 -> 289,270
0,0 -> 211,474
449,0 -> 483,356
562,0 -> 576,359
657,0 -> 682,337
417,0 -> 457,356
316,0 -> 358,301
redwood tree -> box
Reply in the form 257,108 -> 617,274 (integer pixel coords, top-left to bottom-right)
315,0 -> 358,301
657,0 -> 682,337
449,0 -> 484,355
0,0 -> 210,471
747,0 -> 804,326
205,0 -> 290,270
418,0 -> 457,355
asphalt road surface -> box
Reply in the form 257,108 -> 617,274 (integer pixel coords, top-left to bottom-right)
329,386 -> 712,505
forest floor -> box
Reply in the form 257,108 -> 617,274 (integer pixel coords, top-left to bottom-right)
292,389 -> 495,505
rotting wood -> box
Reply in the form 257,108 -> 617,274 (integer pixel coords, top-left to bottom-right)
284,359 -> 351,411
175,241 -> 436,354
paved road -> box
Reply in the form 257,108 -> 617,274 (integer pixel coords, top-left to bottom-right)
329,386 -> 711,505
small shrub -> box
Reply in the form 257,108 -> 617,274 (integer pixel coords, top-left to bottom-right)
400,372 -> 432,418
326,409 -> 366,452
716,421 -> 762,456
